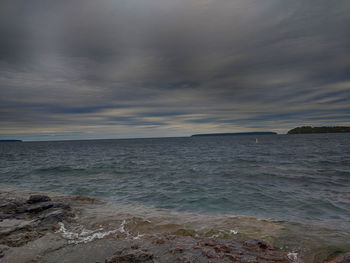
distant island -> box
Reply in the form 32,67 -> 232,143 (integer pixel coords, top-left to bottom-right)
191,132 -> 277,137
288,126 -> 350,134
0,140 -> 22,142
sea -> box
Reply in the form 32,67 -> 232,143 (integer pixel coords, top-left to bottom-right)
1,133 -> 349,262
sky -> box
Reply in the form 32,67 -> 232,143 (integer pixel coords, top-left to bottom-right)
0,0 -> 349,141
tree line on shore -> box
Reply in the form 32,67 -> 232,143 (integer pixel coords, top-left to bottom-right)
288,126 -> 350,134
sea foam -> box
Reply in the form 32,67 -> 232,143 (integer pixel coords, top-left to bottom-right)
56,220 -> 130,244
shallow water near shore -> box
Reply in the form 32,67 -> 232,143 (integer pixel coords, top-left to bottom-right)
1,134 -> 350,261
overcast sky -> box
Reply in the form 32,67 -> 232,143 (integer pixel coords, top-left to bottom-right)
0,0 -> 349,141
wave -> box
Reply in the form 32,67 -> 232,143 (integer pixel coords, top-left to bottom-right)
36,166 -> 87,173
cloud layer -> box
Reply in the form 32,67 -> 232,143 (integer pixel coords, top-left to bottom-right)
1,0 -> 349,140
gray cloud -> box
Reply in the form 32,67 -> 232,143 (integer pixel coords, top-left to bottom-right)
0,0 -> 349,140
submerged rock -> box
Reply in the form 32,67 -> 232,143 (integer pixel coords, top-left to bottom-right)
105,235 -> 290,263
326,253 -> 350,263
105,251 -> 154,263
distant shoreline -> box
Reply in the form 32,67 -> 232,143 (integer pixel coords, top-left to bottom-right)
191,132 -> 277,137
287,126 -> 350,134
2,130 -> 350,142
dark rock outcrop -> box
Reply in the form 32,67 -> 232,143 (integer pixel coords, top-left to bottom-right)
0,194 -> 73,248
27,195 -> 51,204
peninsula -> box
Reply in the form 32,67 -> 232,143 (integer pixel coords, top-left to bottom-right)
287,126 -> 350,134
191,132 -> 277,137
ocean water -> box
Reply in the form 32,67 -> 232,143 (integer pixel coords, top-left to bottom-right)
1,134 -> 350,260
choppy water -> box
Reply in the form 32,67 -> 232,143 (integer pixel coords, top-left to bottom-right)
1,134 -> 350,261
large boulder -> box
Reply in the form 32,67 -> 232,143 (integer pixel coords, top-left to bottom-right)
27,195 -> 51,204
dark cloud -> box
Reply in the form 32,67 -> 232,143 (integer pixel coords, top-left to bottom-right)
0,0 -> 349,140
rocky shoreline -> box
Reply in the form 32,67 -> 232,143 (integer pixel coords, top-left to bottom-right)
0,189 -> 349,263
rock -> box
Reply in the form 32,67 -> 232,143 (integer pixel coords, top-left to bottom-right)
26,202 -> 54,213
72,195 -> 102,204
0,218 -> 37,238
152,237 -> 165,244
0,191 -> 293,263
39,209 -> 70,227
0,232 -> 67,263
213,244 -> 230,253
257,241 -> 268,249
0,194 -> 73,252
0,200 -> 25,215
52,201 -> 70,209
105,235 -> 290,263
0,245 -> 8,259
326,253 -> 350,263
131,244 -> 139,249
26,201 -> 69,214
244,239 -> 271,250
27,195 -> 51,204
1,231 -> 42,247
105,251 -> 154,263
170,246 -> 184,254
